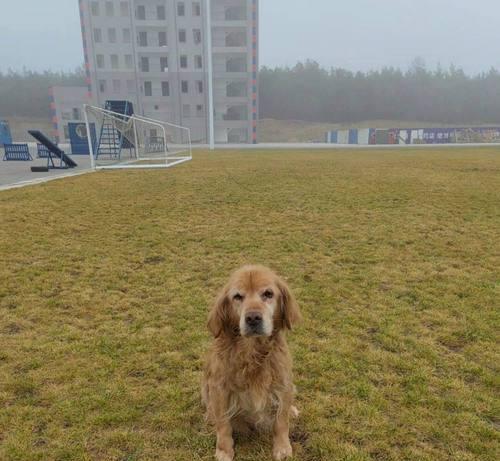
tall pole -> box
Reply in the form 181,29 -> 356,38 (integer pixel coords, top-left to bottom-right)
83,105 -> 95,170
206,0 -> 215,150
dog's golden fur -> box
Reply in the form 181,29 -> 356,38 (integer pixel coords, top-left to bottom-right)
202,265 -> 301,461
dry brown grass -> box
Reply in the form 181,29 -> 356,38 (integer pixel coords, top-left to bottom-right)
0,148 -> 499,460
257,119 -> 485,142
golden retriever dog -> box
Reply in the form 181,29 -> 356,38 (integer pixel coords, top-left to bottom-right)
202,265 -> 301,461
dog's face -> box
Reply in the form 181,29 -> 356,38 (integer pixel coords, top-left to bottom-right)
208,265 -> 301,338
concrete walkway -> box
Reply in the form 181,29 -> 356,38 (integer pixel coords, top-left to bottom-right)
0,145 -> 92,191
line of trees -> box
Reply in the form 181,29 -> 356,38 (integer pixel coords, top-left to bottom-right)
0,67 -> 85,118
1,60 -> 500,124
260,60 -> 500,124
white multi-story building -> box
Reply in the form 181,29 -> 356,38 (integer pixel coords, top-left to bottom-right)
78,0 -> 259,144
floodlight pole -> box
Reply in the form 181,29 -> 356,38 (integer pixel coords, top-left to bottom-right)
206,0 -> 215,150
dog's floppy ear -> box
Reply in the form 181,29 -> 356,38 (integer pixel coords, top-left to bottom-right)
277,276 -> 302,330
207,285 -> 230,338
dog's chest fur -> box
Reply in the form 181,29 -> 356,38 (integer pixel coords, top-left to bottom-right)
223,336 -> 290,426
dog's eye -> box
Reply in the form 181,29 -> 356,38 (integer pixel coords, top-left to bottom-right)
233,293 -> 244,301
263,290 -> 274,299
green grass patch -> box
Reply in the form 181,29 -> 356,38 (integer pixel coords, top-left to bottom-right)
0,149 -> 499,460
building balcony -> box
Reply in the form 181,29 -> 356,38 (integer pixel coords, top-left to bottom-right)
212,5 -> 248,22
212,30 -> 248,47
213,55 -> 248,73
217,106 -> 249,121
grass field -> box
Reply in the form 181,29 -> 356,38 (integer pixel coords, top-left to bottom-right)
0,149 -> 499,461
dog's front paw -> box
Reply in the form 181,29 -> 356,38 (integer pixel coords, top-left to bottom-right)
215,447 -> 234,461
273,438 -> 293,460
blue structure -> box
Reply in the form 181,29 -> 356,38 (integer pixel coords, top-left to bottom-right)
326,131 -> 338,143
96,100 -> 134,159
69,122 -> 96,155
0,120 -> 12,146
3,144 -> 33,161
348,129 -> 358,144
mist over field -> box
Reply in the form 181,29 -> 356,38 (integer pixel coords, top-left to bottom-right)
1,0 -> 499,73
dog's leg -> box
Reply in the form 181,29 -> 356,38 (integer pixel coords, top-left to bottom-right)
272,406 -> 293,460
211,390 -> 235,461
215,422 -> 234,461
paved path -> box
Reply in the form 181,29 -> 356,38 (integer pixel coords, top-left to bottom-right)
0,145 -> 92,191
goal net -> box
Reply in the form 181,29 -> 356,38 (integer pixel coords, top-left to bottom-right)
83,104 -> 192,170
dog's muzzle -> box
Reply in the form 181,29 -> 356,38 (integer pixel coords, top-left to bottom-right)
244,311 -> 264,335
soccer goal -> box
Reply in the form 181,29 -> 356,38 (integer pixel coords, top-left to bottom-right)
83,103 -> 192,170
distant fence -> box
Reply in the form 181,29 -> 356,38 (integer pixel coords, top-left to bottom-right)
325,127 -> 500,145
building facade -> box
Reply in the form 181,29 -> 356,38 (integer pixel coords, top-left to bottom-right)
78,0 -> 258,144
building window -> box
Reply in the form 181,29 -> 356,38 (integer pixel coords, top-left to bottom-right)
160,56 -> 169,72
181,80 -> 188,93
193,29 -> 201,44
138,31 -> 148,46
113,79 -> 121,93
180,55 -> 188,69
162,81 -> 170,96
120,1 -> 129,16
196,80 -> 203,93
93,28 -> 102,43
182,104 -> 190,117
96,54 -> 105,69
108,28 -> 117,43
99,80 -> 107,93
177,2 -> 185,16
158,31 -> 167,47
157,5 -> 166,20
127,80 -> 136,93
111,54 -> 119,69
123,28 -> 131,43
144,81 -> 152,96
125,54 -> 133,69
227,81 -> 247,97
226,6 -> 247,20
193,2 -> 201,16
196,104 -> 204,116
178,29 -> 186,43
140,56 -> 150,72
105,1 -> 114,16
63,125 -> 70,140
91,1 -> 99,16
136,5 -> 146,20
226,56 -> 247,72
226,30 -> 247,47
194,55 -> 202,69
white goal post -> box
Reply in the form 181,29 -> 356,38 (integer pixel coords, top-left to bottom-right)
83,104 -> 192,170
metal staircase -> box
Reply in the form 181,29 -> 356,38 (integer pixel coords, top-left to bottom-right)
95,100 -> 135,160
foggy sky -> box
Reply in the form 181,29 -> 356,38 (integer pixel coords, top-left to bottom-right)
0,0 -> 499,74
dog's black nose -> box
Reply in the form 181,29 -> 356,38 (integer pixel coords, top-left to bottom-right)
245,312 -> 263,328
